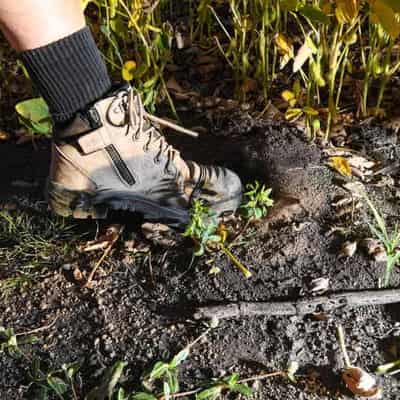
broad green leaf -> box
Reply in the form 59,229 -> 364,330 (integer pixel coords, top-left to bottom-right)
336,0 -> 359,23
15,98 -> 52,136
299,5 -> 330,24
196,386 -> 222,400
281,90 -> 297,107
285,108 -> 303,121
226,373 -> 239,387
117,388 -> 127,400
86,361 -> 127,400
163,381 -> 171,400
149,361 -> 169,380
167,372 -> 179,393
281,0 -> 300,11
376,359 -> 400,375
370,0 -> 400,39
131,393 -> 158,400
303,106 -> 319,116
169,348 -> 190,369
232,383 -> 253,396
62,361 -> 81,379
377,0 -> 400,13
46,377 -> 68,396
274,33 -> 294,56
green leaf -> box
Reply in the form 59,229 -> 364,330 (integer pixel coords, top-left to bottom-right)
163,381 -> 171,400
370,0 -> 400,39
62,361 -> 81,379
231,383 -> 253,396
281,0 -> 300,11
169,348 -> 190,369
196,386 -> 222,400
149,361 -> 169,380
379,0 -> 400,13
131,393 -> 158,400
376,358 -> 400,375
15,98 -> 52,136
86,361 -> 127,400
167,372 -> 179,394
117,388 -> 127,400
226,373 -> 239,387
299,5 -> 330,24
46,376 -> 68,396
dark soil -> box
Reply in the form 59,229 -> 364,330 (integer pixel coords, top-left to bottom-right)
1,117 -> 400,399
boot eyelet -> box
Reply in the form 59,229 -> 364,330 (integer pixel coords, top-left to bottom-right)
154,157 -> 161,164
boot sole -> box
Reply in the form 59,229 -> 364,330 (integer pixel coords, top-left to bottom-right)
47,181 -> 241,228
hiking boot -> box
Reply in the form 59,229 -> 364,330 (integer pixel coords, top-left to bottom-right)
47,86 -> 242,227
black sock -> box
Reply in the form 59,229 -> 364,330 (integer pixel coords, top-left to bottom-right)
20,27 -> 111,124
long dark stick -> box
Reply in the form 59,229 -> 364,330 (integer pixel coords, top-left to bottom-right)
193,289 -> 400,320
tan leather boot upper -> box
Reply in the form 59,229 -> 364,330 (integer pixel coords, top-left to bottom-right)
48,86 -> 242,226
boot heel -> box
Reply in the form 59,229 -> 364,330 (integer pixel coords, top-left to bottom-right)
47,181 -> 107,219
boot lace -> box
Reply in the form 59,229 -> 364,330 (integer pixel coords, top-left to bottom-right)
122,89 -> 198,175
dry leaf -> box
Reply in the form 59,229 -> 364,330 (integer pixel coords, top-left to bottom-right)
328,156 -> 352,177
309,277 -> 330,294
73,267 -> 84,282
347,156 -> 375,172
0,130 -> 10,141
141,222 -> 178,247
340,241 -> 358,257
81,224 -> 122,252
293,41 -> 313,72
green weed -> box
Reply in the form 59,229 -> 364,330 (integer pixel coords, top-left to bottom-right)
363,195 -> 400,287
240,181 -> 274,220
0,326 -> 37,359
184,199 -> 253,278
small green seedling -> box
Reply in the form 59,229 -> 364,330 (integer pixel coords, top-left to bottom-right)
363,195 -> 400,287
196,373 -> 253,400
0,326 -> 37,359
29,358 -> 82,400
86,361 -> 127,400
184,200 -> 252,278
240,181 -> 274,220
184,200 -> 220,257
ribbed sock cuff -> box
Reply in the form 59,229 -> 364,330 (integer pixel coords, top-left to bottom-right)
20,27 -> 111,123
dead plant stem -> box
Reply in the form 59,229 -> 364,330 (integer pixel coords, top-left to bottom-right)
85,225 -> 124,286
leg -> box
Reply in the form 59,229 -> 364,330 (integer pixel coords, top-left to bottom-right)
0,1 -> 242,225
0,0 -> 85,51
0,0 -> 111,123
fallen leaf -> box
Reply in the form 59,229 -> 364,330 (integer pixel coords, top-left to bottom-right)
309,277 -> 330,294
293,41 -> 313,72
122,60 -> 137,81
340,241 -> 358,257
347,156 -> 375,171
73,268 -> 84,282
328,156 -> 352,177
141,222 -> 178,247
81,224 -> 122,252
0,130 -> 10,141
